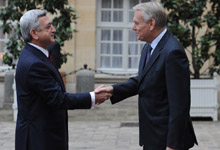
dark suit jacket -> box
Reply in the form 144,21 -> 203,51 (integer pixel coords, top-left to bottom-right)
15,44 -> 91,150
111,31 -> 198,150
47,41 -> 62,69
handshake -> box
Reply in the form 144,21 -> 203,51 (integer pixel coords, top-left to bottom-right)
94,85 -> 113,105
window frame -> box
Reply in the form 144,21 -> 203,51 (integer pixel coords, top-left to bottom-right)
96,0 -> 147,74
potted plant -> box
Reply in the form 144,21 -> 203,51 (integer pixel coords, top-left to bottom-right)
0,0 -> 77,68
161,0 -> 220,120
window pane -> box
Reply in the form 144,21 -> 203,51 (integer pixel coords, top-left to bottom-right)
98,0 -> 143,71
129,30 -> 137,41
129,11 -> 134,22
101,30 -> 111,41
129,0 -> 139,9
102,0 -> 111,8
114,0 -> 123,8
101,43 -> 110,54
101,56 -> 110,68
101,11 -> 111,22
113,11 -> 123,22
113,43 -> 122,54
112,57 -> 122,68
113,30 -> 122,41
129,57 -> 139,68
128,44 -> 138,55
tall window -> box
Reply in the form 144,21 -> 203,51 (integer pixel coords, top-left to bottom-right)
96,0 -> 150,73
0,0 -> 7,66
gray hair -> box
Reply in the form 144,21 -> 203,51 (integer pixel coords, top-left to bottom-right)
133,1 -> 167,29
20,9 -> 46,42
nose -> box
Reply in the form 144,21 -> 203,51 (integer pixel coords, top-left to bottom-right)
132,24 -> 136,31
51,25 -> 56,33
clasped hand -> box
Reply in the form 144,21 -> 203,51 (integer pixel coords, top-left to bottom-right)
94,84 -> 113,105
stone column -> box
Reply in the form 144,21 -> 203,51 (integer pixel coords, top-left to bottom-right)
4,69 -> 15,108
76,64 -> 94,93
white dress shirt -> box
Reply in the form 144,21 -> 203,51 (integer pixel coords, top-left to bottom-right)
149,28 -> 167,55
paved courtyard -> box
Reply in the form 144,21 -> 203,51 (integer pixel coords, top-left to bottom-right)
0,93 -> 220,150
0,120 -> 220,150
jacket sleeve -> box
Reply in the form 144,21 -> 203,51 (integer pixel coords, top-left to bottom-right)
110,76 -> 139,104
165,49 -> 191,149
27,62 -> 91,109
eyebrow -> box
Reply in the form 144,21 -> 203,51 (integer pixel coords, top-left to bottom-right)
43,22 -> 52,29
46,22 -> 52,27
134,20 -> 139,24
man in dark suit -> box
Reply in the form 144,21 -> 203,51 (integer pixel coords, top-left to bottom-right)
16,9 -> 111,150
96,2 -> 198,150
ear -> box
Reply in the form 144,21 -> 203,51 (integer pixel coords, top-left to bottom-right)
30,29 -> 39,40
149,18 -> 156,31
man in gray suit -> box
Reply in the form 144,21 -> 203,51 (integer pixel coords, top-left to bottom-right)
97,2 -> 198,150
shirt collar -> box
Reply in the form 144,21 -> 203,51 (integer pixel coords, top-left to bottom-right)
149,28 -> 167,51
28,42 -> 49,57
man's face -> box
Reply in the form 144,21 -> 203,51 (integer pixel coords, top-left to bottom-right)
36,16 -> 56,48
132,10 -> 151,42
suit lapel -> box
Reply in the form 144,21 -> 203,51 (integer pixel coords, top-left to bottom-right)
26,44 -> 66,92
139,45 -> 161,84
47,59 -> 66,92
138,43 -> 148,76
138,31 -> 170,84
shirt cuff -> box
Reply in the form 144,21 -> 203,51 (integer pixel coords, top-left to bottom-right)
90,92 -> 95,109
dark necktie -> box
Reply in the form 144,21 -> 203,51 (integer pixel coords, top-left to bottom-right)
49,54 -> 53,62
145,44 -> 152,65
